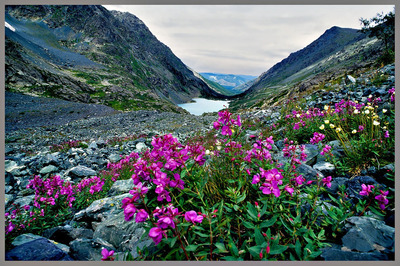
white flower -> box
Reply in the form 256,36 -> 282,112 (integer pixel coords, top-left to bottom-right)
369,94 -> 373,98
296,114 -> 300,118
324,105 -> 329,111
336,127 -> 342,132
364,109 -> 370,115
373,121 -> 380,126
330,124 -> 335,129
354,109 -> 359,114
319,125 -> 325,130
205,150 -> 210,155
383,109 -> 387,113
324,120 -> 330,124
352,129 -> 357,134
217,146 -> 222,151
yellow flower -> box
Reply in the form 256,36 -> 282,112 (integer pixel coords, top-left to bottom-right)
373,121 -> 380,126
217,146 -> 222,151
324,105 -> 329,111
330,124 -> 335,129
383,126 -> 387,130
352,129 -> 357,134
110,203 -> 114,207
324,120 -> 329,124
383,109 -> 387,113
364,109 -> 370,115
335,127 -> 342,132
306,111 -> 310,115
319,125 -> 325,130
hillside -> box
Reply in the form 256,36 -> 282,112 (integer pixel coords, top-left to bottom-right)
231,26 -> 385,110
5,5 -> 225,113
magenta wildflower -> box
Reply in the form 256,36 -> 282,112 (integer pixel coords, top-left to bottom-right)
359,184 -> 374,196
252,174 -> 261,184
384,131 -> 389,138
184,210 -> 204,224
322,176 -> 332,188
389,87 -> 395,102
284,185 -> 294,196
169,173 -> 185,189
213,121 -> 221,130
358,125 -> 364,132
101,248 -> 115,261
123,203 -> 137,222
375,190 -> 389,210
5,222 -> 15,234
260,181 -> 281,198
320,145 -> 332,155
295,175 -> 305,186
149,227 -> 167,245
135,209 -> 149,223
310,132 -> 325,144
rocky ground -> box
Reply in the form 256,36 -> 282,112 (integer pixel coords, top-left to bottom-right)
4,64 -> 396,261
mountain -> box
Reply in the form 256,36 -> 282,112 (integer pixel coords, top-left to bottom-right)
231,26 -> 385,110
5,5 -> 225,113
200,73 -> 257,90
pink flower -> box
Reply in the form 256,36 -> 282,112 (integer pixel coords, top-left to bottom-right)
375,190 -> 389,210
101,248 -> 115,261
320,145 -> 332,155
123,203 -> 137,222
252,174 -> 261,184
285,185 -> 294,196
358,125 -> 364,132
359,184 -> 374,196
322,176 -> 332,188
295,175 -> 305,186
184,210 -> 204,224
221,125 -> 232,136
260,181 -> 281,198
310,132 -> 325,144
135,209 -> 149,223
149,227 -> 167,245
384,131 -> 389,138
213,121 -> 221,130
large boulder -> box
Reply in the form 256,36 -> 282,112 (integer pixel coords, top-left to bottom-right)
5,238 -> 73,261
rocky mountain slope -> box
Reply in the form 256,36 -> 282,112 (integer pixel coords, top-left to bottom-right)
231,26 -> 385,110
5,5 -> 225,113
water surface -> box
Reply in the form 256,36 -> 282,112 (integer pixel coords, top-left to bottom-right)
177,98 -> 229,116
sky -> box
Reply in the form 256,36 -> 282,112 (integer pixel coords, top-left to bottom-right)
104,5 -> 394,76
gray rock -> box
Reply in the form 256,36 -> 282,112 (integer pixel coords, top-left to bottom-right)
11,233 -> 70,254
43,225 -> 93,245
108,154 -> 121,163
39,165 -> 58,175
313,161 -> 335,176
88,141 -> 98,150
5,238 -> 73,261
74,193 -> 130,222
296,163 -> 324,182
5,194 -> 15,208
12,195 -> 35,208
342,216 -> 395,253
66,165 -> 96,178
69,238 -> 114,261
321,244 -> 388,260
93,211 -> 152,254
108,179 -> 134,196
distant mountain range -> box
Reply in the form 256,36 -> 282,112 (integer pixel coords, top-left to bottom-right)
5,5 -> 226,113
231,26 -> 385,110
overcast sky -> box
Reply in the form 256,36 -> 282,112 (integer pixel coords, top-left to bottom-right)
104,5 -> 394,76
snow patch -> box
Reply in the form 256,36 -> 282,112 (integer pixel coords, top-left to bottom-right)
5,21 -> 15,32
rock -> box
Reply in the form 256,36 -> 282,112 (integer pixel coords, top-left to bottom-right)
135,142 -> 147,152
39,165 -> 58,175
343,216 -> 395,253
346,75 -> 356,84
296,163 -> 324,182
313,161 -> 335,176
88,141 -> 98,150
321,243 -> 388,260
43,225 -> 94,245
5,194 -> 15,208
108,154 -> 121,163
302,144 -> 320,166
108,179 -> 134,196
66,165 -> 96,179
74,193 -> 131,223
326,177 -> 348,194
5,238 -> 73,261
69,238 -> 115,261
346,176 -> 379,199
93,211 -> 152,254
11,233 -> 70,254
12,195 -> 35,208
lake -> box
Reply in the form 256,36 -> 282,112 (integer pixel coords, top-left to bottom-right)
177,98 -> 229,116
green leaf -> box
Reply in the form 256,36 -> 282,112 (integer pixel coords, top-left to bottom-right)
185,245 -> 199,252
220,256 -> 239,261
269,244 -> 288,255
215,242 -> 228,253
194,231 -> 209,238
237,192 -> 246,203
233,204 -> 240,211
246,202 -> 258,220
260,216 -> 277,228
279,217 -> 293,233
248,246 -> 262,258
229,238 -> 239,256
295,239 -> 302,258
369,206 -> 386,217
242,221 -> 255,229
255,228 -> 265,246
169,236 -> 178,248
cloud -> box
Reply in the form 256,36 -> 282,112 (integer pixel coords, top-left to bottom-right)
104,5 -> 394,76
